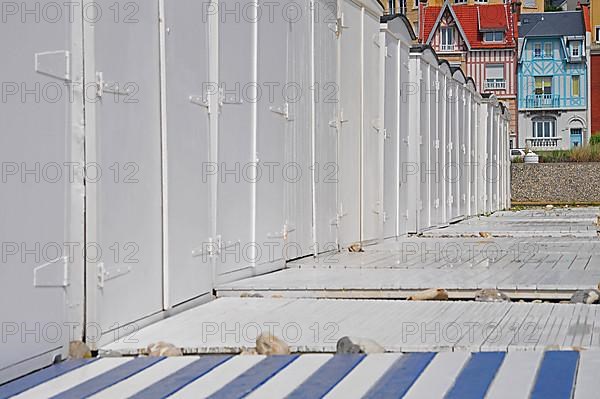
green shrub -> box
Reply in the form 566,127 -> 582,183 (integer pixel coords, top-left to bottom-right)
537,150 -> 570,163
536,144 -> 600,163
590,135 -> 600,146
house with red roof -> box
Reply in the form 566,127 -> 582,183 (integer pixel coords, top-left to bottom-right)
417,1 -> 520,147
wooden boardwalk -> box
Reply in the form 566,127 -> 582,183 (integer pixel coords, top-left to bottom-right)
103,298 -> 600,354
217,208 -> 600,299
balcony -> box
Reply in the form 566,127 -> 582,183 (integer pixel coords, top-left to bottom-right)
484,80 -> 506,90
525,94 -> 560,108
525,137 -> 562,149
440,44 -> 457,52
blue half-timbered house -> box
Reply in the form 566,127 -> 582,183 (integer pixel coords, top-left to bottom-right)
517,11 -> 590,149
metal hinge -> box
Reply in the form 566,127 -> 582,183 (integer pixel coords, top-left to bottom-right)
97,262 -> 131,289
332,15 -> 349,37
35,50 -> 71,82
267,223 -> 296,240
373,35 -> 381,47
270,102 -> 293,121
189,94 -> 209,109
371,118 -> 383,133
331,111 -> 349,129
434,140 -> 440,149
33,256 -> 69,288
435,198 -> 440,208
191,235 -> 240,258
331,204 -> 348,226
96,72 -> 133,98
219,87 -> 243,106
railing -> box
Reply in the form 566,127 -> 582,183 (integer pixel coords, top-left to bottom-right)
484,80 -> 506,90
440,44 -> 456,52
525,137 -> 562,149
525,94 -> 560,108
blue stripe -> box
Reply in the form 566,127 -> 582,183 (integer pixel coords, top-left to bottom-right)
0,359 -> 95,398
48,357 -> 163,399
129,355 -> 232,399
363,353 -> 436,399
445,352 -> 506,399
207,355 -> 299,399
530,351 -> 579,399
287,354 -> 365,399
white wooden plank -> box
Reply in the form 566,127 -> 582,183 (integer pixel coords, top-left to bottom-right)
324,354 -> 402,399
14,358 -> 130,399
485,351 -> 543,399
403,352 -> 470,399
90,357 -> 200,399
246,354 -> 332,399
170,355 -> 265,398
574,351 -> 600,399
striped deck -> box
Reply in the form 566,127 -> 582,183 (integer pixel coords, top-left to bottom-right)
102,298 -> 600,354
2,351 -> 599,398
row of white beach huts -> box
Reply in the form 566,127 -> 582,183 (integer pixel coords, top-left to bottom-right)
0,0 -> 510,384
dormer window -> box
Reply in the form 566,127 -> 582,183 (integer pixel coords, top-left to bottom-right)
440,27 -> 455,51
484,31 -> 504,42
571,42 -> 580,57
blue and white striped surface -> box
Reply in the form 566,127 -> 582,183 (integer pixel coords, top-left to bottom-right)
1,351 -> 599,398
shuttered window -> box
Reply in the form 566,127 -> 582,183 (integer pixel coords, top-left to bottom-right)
486,65 -> 504,79
534,76 -> 552,94
544,43 -> 552,58
572,75 -> 580,97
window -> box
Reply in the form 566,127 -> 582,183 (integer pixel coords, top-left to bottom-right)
485,64 -> 505,89
571,42 -> 580,57
534,43 -> 542,58
534,76 -> 552,94
524,0 -> 536,6
596,27 -> 600,44
475,0 -> 488,3
440,27 -> 455,51
544,43 -> 552,58
483,31 -> 504,42
533,119 -> 556,138
572,75 -> 580,97
571,128 -> 582,147
454,0 -> 467,3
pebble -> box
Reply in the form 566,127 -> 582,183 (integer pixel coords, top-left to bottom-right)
336,336 -> 385,354
256,332 -> 290,355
